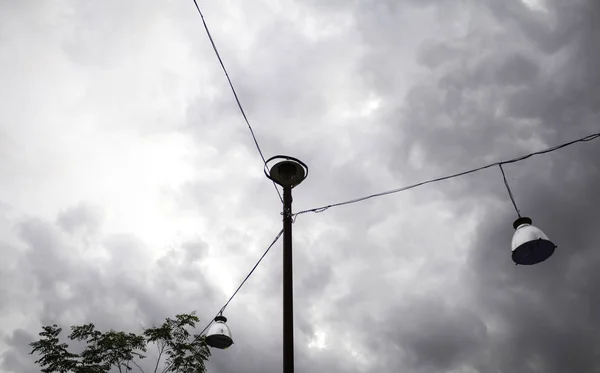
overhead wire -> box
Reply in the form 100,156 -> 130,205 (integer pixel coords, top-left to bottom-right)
499,164 -> 521,218
191,130 -> 598,338
191,0 -> 283,203
192,132 -> 598,339
293,132 -> 600,217
193,132 -> 598,339
182,0 -> 600,348
186,3 -> 600,332
196,228 -> 284,339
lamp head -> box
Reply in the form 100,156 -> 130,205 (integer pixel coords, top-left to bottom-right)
511,217 -> 556,265
206,314 -> 234,349
267,158 -> 307,187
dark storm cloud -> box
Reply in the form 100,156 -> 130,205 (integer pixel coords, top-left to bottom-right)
211,0 -> 598,372
3,0 -> 599,372
361,0 -> 600,371
1,330 -> 36,373
381,297 -> 487,371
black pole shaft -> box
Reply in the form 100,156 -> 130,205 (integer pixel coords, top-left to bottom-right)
283,186 -> 294,373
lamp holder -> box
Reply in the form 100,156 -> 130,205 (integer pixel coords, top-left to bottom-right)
513,216 -> 533,230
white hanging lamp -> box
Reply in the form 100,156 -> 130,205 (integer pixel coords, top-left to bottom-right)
205,314 -> 233,349
499,164 -> 557,265
511,216 -> 556,265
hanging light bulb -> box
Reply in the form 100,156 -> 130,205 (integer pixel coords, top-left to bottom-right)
205,314 -> 233,349
511,217 -> 556,265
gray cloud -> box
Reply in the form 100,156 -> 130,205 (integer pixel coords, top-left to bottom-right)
1,212 -> 221,372
1,0 -> 599,372
373,0 -> 600,371
57,203 -> 103,235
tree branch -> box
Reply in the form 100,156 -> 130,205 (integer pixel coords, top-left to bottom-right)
131,360 -> 146,373
161,361 -> 173,373
153,343 -> 165,373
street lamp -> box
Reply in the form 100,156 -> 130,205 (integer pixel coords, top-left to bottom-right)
265,155 -> 308,373
511,217 -> 556,265
498,164 -> 556,266
206,314 -> 234,349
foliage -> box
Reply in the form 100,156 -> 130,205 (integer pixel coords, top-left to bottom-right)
30,312 -> 211,373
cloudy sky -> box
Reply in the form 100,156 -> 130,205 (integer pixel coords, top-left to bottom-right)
1,0 -> 599,372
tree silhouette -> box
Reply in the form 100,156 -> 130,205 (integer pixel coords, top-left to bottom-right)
30,312 -> 210,373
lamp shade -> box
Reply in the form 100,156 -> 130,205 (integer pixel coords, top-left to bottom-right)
269,160 -> 306,187
511,217 -> 556,265
205,315 -> 233,349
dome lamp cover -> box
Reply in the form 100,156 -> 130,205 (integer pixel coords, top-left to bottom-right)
205,315 -> 234,349
511,217 -> 556,265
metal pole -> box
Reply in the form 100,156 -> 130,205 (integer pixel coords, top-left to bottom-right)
265,156 -> 306,373
282,186 -> 294,373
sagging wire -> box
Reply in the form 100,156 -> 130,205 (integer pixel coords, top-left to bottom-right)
191,0 -> 283,203
195,228 -> 284,339
293,132 -> 600,218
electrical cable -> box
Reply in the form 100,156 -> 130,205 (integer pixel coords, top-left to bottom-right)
196,228 -> 284,339
191,132 -> 598,339
192,131 -> 598,339
184,0 -> 598,346
191,0 -> 283,203
294,132 -> 600,217
499,164 -> 521,217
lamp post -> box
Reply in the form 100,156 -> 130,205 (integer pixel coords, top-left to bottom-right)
265,155 -> 308,373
